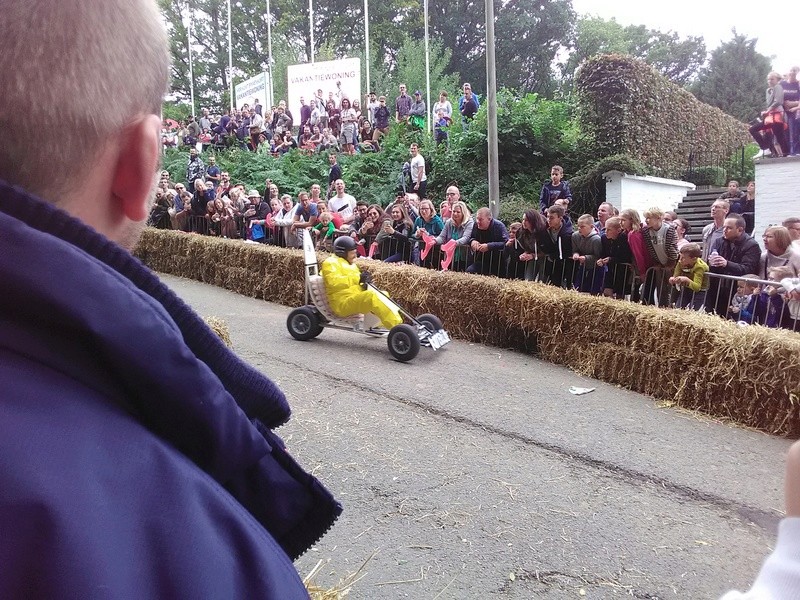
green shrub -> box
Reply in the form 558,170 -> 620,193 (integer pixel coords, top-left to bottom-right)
569,153 -> 652,216
683,166 -> 726,187
497,193 -> 534,225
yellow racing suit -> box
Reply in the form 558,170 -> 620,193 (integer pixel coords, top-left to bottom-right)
320,255 -> 402,329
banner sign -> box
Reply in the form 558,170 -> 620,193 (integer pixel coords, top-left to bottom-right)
287,58 -> 361,123
235,72 -> 271,111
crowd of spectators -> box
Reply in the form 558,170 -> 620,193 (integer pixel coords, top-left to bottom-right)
151,134 -> 800,332
162,82 -> 481,156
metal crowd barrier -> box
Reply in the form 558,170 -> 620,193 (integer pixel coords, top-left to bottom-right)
148,224 -> 800,332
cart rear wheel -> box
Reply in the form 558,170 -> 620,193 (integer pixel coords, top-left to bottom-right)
287,306 -> 323,340
387,324 -> 421,362
417,313 -> 443,333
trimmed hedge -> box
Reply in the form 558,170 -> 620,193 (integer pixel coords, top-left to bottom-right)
575,54 -> 751,179
684,166 -> 727,187
136,229 -> 800,437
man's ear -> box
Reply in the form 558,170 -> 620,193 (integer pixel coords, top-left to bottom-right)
111,114 -> 161,222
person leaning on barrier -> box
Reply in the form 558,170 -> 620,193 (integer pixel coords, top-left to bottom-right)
320,236 -> 403,329
760,226 -> 800,279
467,207 -> 509,276
289,186 -> 319,239
377,203 -> 415,264
273,194 -> 300,248
598,216 -> 634,299
435,200 -> 474,272
0,0 -> 341,596
572,214 -> 604,293
516,209 -> 547,281
539,204 -> 574,287
669,243 -> 708,311
641,207 -> 678,307
705,213 -> 762,315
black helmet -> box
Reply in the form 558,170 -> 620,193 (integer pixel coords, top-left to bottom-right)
333,235 -> 357,258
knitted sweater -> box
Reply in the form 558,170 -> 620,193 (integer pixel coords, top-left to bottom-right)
0,179 -> 341,596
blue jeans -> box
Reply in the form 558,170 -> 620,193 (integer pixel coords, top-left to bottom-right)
788,114 -> 800,155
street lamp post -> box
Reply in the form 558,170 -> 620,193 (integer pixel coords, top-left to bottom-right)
485,0 -> 499,218
227,0 -> 234,112
265,0 -> 274,106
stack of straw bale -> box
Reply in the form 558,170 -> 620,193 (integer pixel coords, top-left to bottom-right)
136,230 -> 800,436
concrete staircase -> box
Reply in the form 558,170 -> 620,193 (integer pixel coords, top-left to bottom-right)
674,187 -> 725,242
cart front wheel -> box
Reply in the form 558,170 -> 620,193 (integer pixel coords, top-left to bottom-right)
287,306 -> 323,340
387,323 -> 421,362
417,313 -> 443,333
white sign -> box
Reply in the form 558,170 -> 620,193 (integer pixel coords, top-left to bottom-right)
235,72 -> 271,111
287,58 -> 361,122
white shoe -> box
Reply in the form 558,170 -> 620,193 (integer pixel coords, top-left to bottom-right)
764,149 -> 773,157
753,150 -> 765,158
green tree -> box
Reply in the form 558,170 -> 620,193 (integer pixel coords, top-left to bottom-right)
423,0 -> 573,95
691,31 -> 772,122
367,34 -> 460,104
623,25 -> 706,85
159,0 -> 198,106
560,16 -> 706,90
494,0 -> 576,95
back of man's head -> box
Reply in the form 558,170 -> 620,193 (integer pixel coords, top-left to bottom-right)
1,0 -> 169,203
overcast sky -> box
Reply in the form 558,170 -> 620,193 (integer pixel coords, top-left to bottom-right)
571,0 -> 796,74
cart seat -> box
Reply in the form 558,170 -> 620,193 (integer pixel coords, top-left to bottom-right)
308,275 -> 364,326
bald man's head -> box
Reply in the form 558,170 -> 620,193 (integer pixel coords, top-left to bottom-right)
0,0 -> 169,202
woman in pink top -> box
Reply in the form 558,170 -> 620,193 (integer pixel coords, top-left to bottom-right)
619,208 -> 653,282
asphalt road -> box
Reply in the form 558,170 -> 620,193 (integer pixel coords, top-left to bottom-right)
162,273 -> 790,599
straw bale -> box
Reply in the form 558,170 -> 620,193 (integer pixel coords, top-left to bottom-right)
203,316 -> 232,348
135,229 -> 800,436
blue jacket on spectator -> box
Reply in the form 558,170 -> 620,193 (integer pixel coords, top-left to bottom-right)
741,291 -> 784,328
538,180 -> 572,211
0,180 -> 341,598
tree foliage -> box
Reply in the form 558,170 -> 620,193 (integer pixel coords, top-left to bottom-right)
367,35 -> 460,101
423,0 -> 574,95
561,16 -> 706,90
690,31 -> 772,122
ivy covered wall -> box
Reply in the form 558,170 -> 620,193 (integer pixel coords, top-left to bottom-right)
575,54 -> 751,180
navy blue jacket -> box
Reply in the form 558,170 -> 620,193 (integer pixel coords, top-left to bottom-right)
538,180 -> 572,211
0,180 -> 341,598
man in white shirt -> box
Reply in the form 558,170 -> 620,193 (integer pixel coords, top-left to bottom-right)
409,143 -> 427,200
250,110 -> 264,132
365,92 -> 379,124
328,179 -> 357,224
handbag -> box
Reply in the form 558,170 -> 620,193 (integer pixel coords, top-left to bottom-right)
250,222 -> 265,241
763,111 -> 786,128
